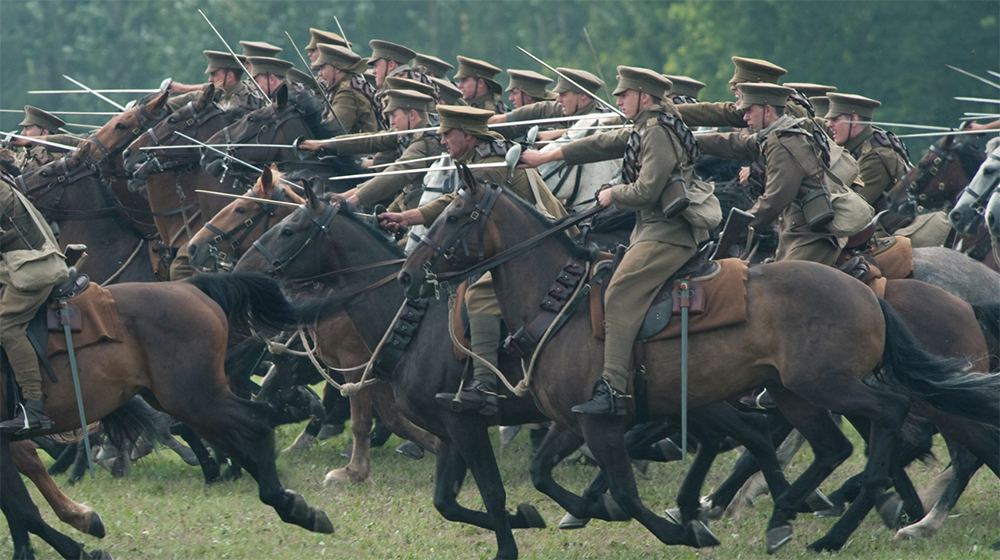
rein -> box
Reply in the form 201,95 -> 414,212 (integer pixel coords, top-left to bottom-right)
134,102 -> 227,179
93,104 -> 164,180
203,186 -> 289,267
898,138 -> 959,212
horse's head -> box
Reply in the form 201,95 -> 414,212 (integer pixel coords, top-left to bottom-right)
200,84 -> 311,177
90,91 -> 170,176
189,164 -> 306,271
399,168 -> 505,300
15,142 -> 104,218
123,85 -> 227,191
951,144 -> 1000,235
886,134 -> 985,216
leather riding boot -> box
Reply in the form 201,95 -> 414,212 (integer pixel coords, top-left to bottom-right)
572,378 -> 627,416
0,398 -> 53,434
572,330 -> 631,415
435,313 -> 502,415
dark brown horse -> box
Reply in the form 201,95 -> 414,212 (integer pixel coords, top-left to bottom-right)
398,179 -> 999,553
1,273 -> 332,560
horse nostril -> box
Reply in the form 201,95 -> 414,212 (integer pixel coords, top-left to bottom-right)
949,210 -> 963,224
189,244 -> 198,258
398,271 -> 412,288
122,148 -> 131,159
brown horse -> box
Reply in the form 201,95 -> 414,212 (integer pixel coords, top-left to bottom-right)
399,179 -> 999,553
189,167 -> 439,484
1,273 -> 332,560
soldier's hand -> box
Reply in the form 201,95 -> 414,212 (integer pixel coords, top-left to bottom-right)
597,186 -> 614,208
536,129 -> 566,142
738,166 -> 750,186
297,140 -> 324,154
378,209 -> 424,233
518,149 -> 558,168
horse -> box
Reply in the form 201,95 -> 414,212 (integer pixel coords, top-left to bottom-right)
398,175 -> 999,553
536,117 -> 622,212
1,272 -> 332,560
190,166 -> 440,483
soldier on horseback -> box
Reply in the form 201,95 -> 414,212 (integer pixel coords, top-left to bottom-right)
308,44 -> 379,136
0,170 -> 69,433
454,56 -> 509,115
6,106 -> 78,173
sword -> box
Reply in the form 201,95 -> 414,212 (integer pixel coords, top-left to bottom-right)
960,114 -> 1000,120
990,71 -> 1000,80
334,16 -> 350,49
369,154 -> 447,169
955,97 -> 1000,104
195,190 -> 303,207
582,27 -> 614,102
62,76 -> 127,111
0,132 -> 79,151
517,46 -> 627,120
328,162 -> 506,181
284,30 -> 346,134
173,132 -> 304,192
140,143 -> 295,151
895,129 -> 998,138
845,121 -> 955,131
197,9 -> 272,105
30,89 -> 159,95
56,298 -> 96,478
0,109 -> 120,116
946,65 -> 1000,90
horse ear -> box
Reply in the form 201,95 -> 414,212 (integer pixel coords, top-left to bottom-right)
150,90 -> 170,114
304,177 -> 320,209
72,141 -> 93,164
457,163 -> 478,194
200,83 -> 216,105
276,83 -> 289,107
260,164 -> 272,189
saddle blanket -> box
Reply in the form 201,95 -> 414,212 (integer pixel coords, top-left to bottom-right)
590,257 -> 750,342
46,282 -> 125,356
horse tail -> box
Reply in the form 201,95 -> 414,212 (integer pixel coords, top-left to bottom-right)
972,302 -> 1000,371
876,298 -> 1000,426
187,271 -> 297,332
100,396 -> 162,454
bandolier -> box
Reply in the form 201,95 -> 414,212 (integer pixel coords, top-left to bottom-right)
664,75 -> 706,105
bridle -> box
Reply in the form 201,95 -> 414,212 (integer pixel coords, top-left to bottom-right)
133,101 -> 227,180
214,103 -> 303,174
91,104 -> 165,180
897,137 -> 960,213
203,185 -> 289,268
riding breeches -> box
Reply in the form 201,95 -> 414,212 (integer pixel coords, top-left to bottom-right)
0,284 -> 53,400
464,272 -> 502,383
602,241 -> 696,393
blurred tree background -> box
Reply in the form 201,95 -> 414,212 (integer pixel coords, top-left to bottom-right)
1,0 -> 997,153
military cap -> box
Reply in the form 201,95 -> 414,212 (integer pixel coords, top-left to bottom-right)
664,75 -> 706,99
368,40 -> 416,66
783,83 -> 837,97
551,68 -> 604,95
248,57 -> 294,78
729,57 -> 787,85
613,66 -> 672,100
454,56 -> 503,91
240,41 -> 282,58
505,70 -> 557,101
203,50 -> 248,74
306,28 -> 349,50
824,93 -> 882,120
384,90 -> 434,113
18,106 -> 65,133
808,95 -> 831,118
386,76 -> 437,98
736,83 -> 793,110
436,105 -> 501,139
414,53 -> 453,79
312,44 -> 362,72
431,77 -> 463,105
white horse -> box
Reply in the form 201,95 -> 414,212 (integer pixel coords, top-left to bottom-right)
536,116 -> 621,212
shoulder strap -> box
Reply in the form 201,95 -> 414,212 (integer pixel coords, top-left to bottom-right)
656,112 -> 700,162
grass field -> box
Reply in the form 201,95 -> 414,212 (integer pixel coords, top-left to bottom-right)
3,419 -> 998,560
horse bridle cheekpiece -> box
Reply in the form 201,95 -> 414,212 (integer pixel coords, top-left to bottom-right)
898,139 -> 956,212
16,158 -> 100,213
205,186 -> 289,268
92,104 -> 161,162
411,176 -> 503,267
251,200 -> 338,275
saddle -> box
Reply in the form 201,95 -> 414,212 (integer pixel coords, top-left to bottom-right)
836,235 -> 914,299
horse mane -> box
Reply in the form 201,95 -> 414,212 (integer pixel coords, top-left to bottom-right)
287,86 -> 338,139
495,187 -> 595,261
322,193 -> 406,259
223,107 -> 247,124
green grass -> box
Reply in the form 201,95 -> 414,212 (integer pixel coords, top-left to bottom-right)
3,420 -> 998,559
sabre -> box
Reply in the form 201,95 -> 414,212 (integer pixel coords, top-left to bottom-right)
30,88 -> 159,95
517,46 -> 627,120
846,121 -> 955,131
329,162 -> 507,181
895,129 -> 999,138
195,190 -> 304,208
283,30 -> 347,134
0,132 -> 79,151
197,9 -> 272,105
62,75 -> 127,111
0,109 -> 121,116
990,71 -> 1000,80
173,131 -> 304,191
140,143 -> 294,151
369,154 -> 447,169
947,65 -> 1000,90
334,16 -> 350,49
955,97 -> 1000,104
582,27 -> 614,102
960,114 -> 1000,120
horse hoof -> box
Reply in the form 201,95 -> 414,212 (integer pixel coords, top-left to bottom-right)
812,503 -> 845,518
557,512 -> 590,530
84,550 -> 112,560
600,494 -> 630,522
766,525 -> 793,554
312,509 -> 335,534
86,511 -> 106,538
806,536 -> 843,553
515,503 -> 546,529
395,441 -> 424,460
282,432 -> 316,453
323,469 -> 352,486
893,525 -> 923,541
805,489 -> 835,513
877,493 -> 904,530
664,507 -> 681,524
687,520 -> 721,548
656,439 -> 683,462
317,423 -> 344,441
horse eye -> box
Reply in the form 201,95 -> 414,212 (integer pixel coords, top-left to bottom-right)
234,207 -> 247,214
168,118 -> 176,124
281,228 -> 294,237
447,215 -> 459,223
40,171 -> 48,178
247,116 -> 255,122
115,123 -> 126,130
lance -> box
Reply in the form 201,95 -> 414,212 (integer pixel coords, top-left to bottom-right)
328,162 -> 506,181
284,30 -> 347,134
195,190 -> 304,207
955,97 -> 1000,104
63,76 -> 127,111
369,154 -> 447,169
517,46 -> 627,120
947,65 -> 1000,90
30,88 -> 159,95
895,129 -> 999,139
0,109 -> 121,116
173,131 -> 304,191
1,132 -> 79,151
582,28 -> 614,102
197,9 -> 272,105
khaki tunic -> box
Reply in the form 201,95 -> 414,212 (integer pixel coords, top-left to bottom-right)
500,98 -> 604,140
324,77 -> 379,135
467,92 -> 508,114
698,121 -> 841,265
13,145 -> 57,172
677,98 -> 820,133
843,126 -> 910,205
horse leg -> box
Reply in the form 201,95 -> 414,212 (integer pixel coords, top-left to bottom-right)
371,383 -> 440,456
896,438 -> 983,541
66,435 -> 97,485
172,423 -> 220,483
323,383 -> 374,485
46,441 -> 78,476
671,422 -> 721,525
9,440 -> 105,538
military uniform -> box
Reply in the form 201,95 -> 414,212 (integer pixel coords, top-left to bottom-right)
558,69 -> 706,407
502,68 -> 606,129
455,56 -> 508,114
0,171 -> 68,431
312,44 -> 379,135
698,84 -> 841,264
11,107 -> 74,172
431,77 -> 465,106
169,51 -> 264,112
665,75 -> 706,105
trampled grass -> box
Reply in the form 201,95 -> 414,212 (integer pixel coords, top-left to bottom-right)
3,420 -> 998,559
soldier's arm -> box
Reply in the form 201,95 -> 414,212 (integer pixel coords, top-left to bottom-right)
749,137 -> 807,229
560,127 -> 631,166
696,131 -> 759,161
507,101 -> 564,122
355,139 -> 439,206
417,190 -> 457,224
609,126 -> 679,212
854,150 -> 893,204
329,87 -> 361,133
676,102 -> 746,128
334,133 -> 399,156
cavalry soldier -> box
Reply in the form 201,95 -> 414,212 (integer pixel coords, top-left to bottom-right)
809,95 -> 832,121
0,169 -> 70,433
309,44 -> 379,135
305,28 -> 351,64
504,69 -> 557,109
378,106 -> 568,414
431,76 -> 465,106
665,75 -> 706,104
368,40 -> 426,88
8,106 -> 73,172
698,83 -> 842,264
386,76 -> 440,122
168,51 -> 264,112
489,67 -> 604,125
334,90 -> 443,212
454,56 -> 508,114
240,40 -> 282,58
414,53 -> 454,79
247,57 -> 294,100
519,67 -> 708,415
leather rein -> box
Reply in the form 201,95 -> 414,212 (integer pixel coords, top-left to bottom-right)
203,185 -> 290,267
133,102 -> 227,179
